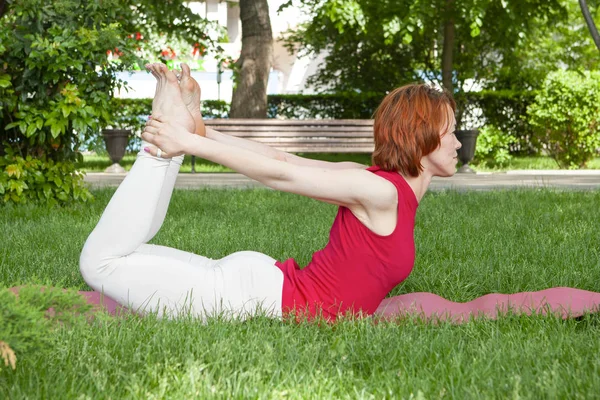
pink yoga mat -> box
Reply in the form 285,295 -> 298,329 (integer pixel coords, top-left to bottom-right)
74,287 -> 600,322
374,287 -> 600,322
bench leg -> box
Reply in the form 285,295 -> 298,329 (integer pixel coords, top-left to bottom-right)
191,155 -> 196,173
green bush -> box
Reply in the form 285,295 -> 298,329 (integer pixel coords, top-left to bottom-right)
527,70 -> 600,168
462,90 -> 538,155
474,125 -> 514,166
0,147 -> 92,206
0,285 -> 92,371
0,0 -> 222,204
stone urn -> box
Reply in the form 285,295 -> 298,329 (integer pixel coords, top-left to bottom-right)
102,129 -> 131,173
455,129 -> 479,173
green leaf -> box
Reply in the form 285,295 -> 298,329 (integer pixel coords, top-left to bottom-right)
50,123 -> 62,138
26,123 -> 37,138
42,184 -> 52,199
4,122 -> 19,130
6,165 -> 21,179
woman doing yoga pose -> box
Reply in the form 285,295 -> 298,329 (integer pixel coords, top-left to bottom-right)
79,63 -> 461,321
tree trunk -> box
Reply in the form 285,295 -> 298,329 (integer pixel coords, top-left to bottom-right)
579,0 -> 600,52
0,0 -> 6,19
441,0 -> 455,95
229,0 -> 273,118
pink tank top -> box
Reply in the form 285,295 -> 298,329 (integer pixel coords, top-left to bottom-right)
274,166 -> 419,320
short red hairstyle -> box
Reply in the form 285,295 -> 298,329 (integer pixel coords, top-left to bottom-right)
372,84 -> 456,177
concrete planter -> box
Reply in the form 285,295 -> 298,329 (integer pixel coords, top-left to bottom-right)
102,129 -> 131,173
455,129 -> 479,173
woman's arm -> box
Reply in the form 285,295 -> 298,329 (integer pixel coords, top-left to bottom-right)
205,127 -> 368,170
143,117 -> 393,210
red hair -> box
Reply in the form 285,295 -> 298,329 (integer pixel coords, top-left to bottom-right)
372,84 -> 456,177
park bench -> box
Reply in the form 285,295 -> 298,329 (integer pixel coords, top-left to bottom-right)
192,119 -> 375,172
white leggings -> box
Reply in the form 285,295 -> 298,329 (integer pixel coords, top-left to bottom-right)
79,144 -> 284,320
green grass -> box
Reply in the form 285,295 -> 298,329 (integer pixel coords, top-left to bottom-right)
1,189 -> 600,398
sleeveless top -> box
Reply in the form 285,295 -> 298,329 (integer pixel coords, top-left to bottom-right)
274,166 -> 419,320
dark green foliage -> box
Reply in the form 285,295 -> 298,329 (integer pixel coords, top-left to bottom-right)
284,0 -> 567,95
267,92 -> 382,119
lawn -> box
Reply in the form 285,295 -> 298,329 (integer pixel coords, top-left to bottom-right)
78,153 -> 600,173
1,188 -> 600,398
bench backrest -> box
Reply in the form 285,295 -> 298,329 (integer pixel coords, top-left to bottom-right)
204,119 -> 375,153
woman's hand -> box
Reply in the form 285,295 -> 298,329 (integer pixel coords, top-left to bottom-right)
141,115 -> 195,158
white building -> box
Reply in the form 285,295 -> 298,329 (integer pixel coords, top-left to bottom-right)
117,0 -> 322,101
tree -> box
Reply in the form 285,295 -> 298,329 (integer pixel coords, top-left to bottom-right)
579,0 -> 600,51
491,0 -> 600,91
229,0 -> 274,118
285,0 -> 565,99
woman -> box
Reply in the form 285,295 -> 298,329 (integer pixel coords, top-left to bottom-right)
80,63 -> 461,321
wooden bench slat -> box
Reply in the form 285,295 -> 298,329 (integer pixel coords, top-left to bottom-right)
206,126 -> 373,133
211,131 -> 372,138
205,119 -> 374,127
270,145 -> 374,153
249,137 -> 373,144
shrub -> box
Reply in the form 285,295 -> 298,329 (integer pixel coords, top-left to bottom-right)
0,285 -> 92,371
527,70 -> 600,168
474,125 -> 514,166
0,147 -> 92,206
462,90 -> 538,155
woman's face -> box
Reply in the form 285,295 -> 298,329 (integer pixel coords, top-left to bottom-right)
422,105 -> 462,177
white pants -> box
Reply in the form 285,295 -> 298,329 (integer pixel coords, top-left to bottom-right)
79,144 -> 284,320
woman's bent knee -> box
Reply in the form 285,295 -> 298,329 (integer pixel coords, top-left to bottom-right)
79,240 -> 112,289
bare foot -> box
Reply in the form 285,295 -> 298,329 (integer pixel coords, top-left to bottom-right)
145,63 -> 196,134
177,63 -> 206,137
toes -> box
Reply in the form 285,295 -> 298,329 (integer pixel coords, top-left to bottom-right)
158,64 -> 179,84
147,63 -> 160,80
174,68 -> 182,81
181,63 -> 191,79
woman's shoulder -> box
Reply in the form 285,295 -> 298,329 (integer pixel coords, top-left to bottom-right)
366,166 -> 418,210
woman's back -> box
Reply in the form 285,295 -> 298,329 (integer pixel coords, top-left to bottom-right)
276,166 -> 419,320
